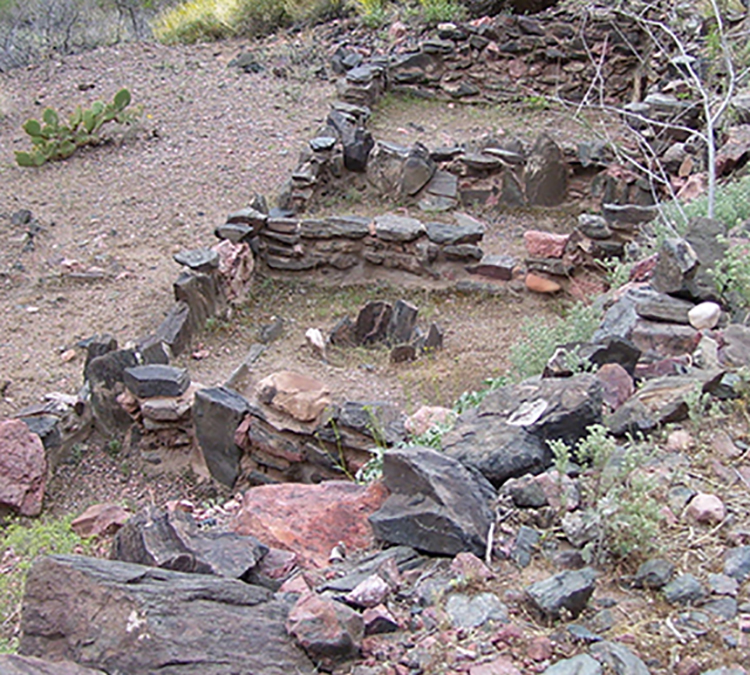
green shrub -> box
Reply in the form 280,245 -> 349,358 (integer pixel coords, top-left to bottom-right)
0,515 -> 93,652
713,235 -> 750,309
352,0 -> 388,27
509,302 -> 601,380
15,88 -> 139,167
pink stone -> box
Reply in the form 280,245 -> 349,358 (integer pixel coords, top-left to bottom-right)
666,429 -> 695,452
232,481 -> 388,568
595,363 -> 634,411
450,551 -> 495,582
523,230 -> 569,258
629,254 -> 658,282
255,371 -> 331,423
346,574 -> 391,608
470,656 -> 522,675
405,406 -> 455,438
0,419 -> 47,516
526,635 -> 553,661
525,273 -> 561,294
686,492 -> 726,525
712,430 -> 742,459
278,574 -> 310,594
71,503 -> 131,538
363,604 -> 400,635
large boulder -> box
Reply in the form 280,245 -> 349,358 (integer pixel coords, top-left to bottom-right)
19,555 -> 314,675
0,418 -> 47,516
369,446 -> 495,557
0,655 -> 104,675
232,481 -> 388,568
442,374 -> 603,486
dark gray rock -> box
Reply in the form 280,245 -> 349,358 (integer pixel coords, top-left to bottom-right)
19,555 -> 313,675
444,592 -> 508,629
111,506 -> 268,578
388,299 -> 419,345
301,215 -> 370,239
543,338 -> 641,378
635,289 -> 694,324
707,572 -> 739,596
723,546 -> 750,581
466,254 -> 517,281
542,654 -> 603,675
343,126 -> 374,173
526,567 -> 597,619
123,365 -> 189,399
402,142 -> 435,196
374,213 -> 425,242
662,573 -> 708,605
633,558 -> 674,589
525,134 -> 568,207
85,348 -> 140,435
702,596 -> 737,621
589,640 -> 650,675
318,546 -> 425,594
355,301 -> 393,345
651,237 -> 699,295
193,387 -> 250,488
425,220 -> 484,246
443,244 -> 483,261
390,344 -> 417,363
0,655 -> 105,675
683,216 -> 728,301
226,205 -> 267,227
153,301 -> 192,357
443,374 -> 603,486
602,203 -> 658,225
174,271 -> 226,335
173,247 -> 220,273
322,400 -> 406,448
422,323 -> 444,352
19,416 -> 61,454
512,525 -> 541,568
577,214 -> 612,240
369,446 -> 494,557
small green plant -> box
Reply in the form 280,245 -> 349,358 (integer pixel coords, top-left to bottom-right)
105,438 -> 122,458
712,235 -> 750,309
15,89 -> 139,167
0,515 -> 93,651
522,94 -> 550,111
600,257 -> 634,291
353,0 -> 388,27
549,425 -> 662,563
355,446 -> 384,484
509,302 -> 601,380
419,0 -> 466,23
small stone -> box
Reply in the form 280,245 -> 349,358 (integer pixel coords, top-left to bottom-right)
345,574 -> 391,608
470,656 -> 522,675
526,273 -> 561,294
525,567 -> 597,619
707,573 -> 739,596
362,604 -> 399,635
633,558 -> 674,589
542,654 -> 602,675
123,365 -> 190,399
466,254 -> 517,281
523,230 -> 569,258
686,492 -> 726,525
527,635 -> 553,661
71,503 -> 131,538
666,429 -> 694,451
373,213 -> 425,242
405,406 -> 454,438
662,573 -> 707,605
723,546 -> 750,581
445,592 -> 508,629
450,552 -> 495,583
688,301 -> 721,329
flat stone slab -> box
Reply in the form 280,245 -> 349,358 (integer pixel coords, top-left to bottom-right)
374,213 -> 425,242
466,254 -> 517,280
173,247 -> 219,273
123,365 -> 190,399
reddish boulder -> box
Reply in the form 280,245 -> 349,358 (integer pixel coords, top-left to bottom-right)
286,592 -> 364,668
71,503 -> 131,538
0,419 -> 47,516
233,481 -> 388,568
596,363 -> 634,411
525,273 -> 561,294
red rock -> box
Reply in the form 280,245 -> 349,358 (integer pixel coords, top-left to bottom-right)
470,656 -> 522,675
405,406 -> 454,438
286,592 -> 364,668
256,547 -> 299,580
525,273 -> 561,294
629,254 -> 658,282
0,419 -> 47,516
255,370 -> 331,423
675,656 -> 701,675
568,272 -> 607,303
712,430 -> 743,459
523,230 -> 569,258
595,363 -> 634,411
686,492 -> 726,525
71,503 -> 131,538
450,552 -> 495,582
279,574 -> 311,594
526,635 -> 553,661
232,480 -> 388,568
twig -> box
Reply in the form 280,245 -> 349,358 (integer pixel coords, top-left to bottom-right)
485,520 -> 495,567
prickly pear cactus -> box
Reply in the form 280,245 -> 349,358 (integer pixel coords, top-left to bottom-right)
15,88 -> 140,167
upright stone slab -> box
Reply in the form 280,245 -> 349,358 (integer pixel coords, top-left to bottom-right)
0,419 -> 47,517
525,567 -> 597,619
193,387 -> 251,488
19,555 -> 314,675
85,348 -> 140,436
525,134 -> 568,207
388,299 -> 419,345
